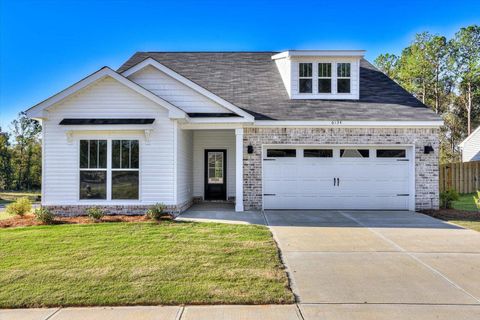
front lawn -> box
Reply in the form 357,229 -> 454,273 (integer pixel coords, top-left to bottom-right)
452,193 -> 478,211
449,220 -> 480,232
0,191 -> 40,206
0,221 -> 293,307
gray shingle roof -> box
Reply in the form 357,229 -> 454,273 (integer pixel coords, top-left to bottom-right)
118,52 -> 440,121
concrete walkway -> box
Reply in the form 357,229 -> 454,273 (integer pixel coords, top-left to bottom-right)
2,209 -> 480,319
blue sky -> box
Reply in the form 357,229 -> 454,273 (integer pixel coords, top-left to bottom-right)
1,0 -> 479,129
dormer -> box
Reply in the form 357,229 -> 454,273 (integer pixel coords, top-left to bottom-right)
272,50 -> 365,100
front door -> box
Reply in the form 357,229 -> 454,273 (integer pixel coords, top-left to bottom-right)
204,150 -> 227,200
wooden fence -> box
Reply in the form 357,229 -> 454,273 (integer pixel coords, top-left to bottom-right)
439,161 -> 480,193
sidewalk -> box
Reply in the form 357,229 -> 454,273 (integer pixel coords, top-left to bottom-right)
0,305 -> 303,320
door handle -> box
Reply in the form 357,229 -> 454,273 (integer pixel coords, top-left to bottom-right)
333,178 -> 336,186
337,178 -> 340,186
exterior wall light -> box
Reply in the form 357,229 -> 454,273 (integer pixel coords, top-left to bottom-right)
247,145 -> 254,154
424,146 -> 434,154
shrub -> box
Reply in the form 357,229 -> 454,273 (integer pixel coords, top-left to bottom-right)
146,203 -> 172,221
86,207 -> 105,221
34,207 -> 55,224
440,189 -> 460,209
5,197 -> 32,216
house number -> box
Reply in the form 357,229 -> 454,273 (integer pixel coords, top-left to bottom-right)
331,120 -> 342,125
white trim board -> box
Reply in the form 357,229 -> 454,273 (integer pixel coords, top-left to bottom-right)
459,126 -> 480,148
253,120 -> 444,128
26,67 -> 187,120
121,58 -> 255,122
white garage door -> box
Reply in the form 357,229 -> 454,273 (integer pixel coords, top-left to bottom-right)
263,146 -> 412,210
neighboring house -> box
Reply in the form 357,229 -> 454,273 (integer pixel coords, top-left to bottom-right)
26,50 -> 443,214
459,127 -> 480,162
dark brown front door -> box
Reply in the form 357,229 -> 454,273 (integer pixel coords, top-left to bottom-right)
204,150 -> 227,200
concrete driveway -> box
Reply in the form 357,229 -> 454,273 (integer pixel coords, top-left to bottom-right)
265,210 -> 480,319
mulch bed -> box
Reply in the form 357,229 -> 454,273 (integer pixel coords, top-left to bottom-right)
0,214 -> 164,228
420,209 -> 480,221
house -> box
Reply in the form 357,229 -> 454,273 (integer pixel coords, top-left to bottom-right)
459,127 -> 480,162
26,51 -> 443,215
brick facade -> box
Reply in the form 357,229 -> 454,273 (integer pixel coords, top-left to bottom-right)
45,199 -> 193,217
242,127 -> 440,211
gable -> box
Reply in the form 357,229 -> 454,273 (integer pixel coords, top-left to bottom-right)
49,76 -> 170,118
127,65 -> 231,114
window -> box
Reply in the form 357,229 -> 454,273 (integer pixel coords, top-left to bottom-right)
267,149 -> 296,157
304,149 -> 333,158
79,140 -> 107,199
112,140 -> 139,200
376,149 -> 406,158
299,63 -> 312,93
318,63 -> 332,93
337,63 -> 351,93
340,149 -> 369,158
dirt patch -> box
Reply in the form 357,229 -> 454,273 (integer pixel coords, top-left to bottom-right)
0,214 -> 171,228
420,209 -> 480,221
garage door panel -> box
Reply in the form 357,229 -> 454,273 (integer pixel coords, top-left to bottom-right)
263,146 -> 412,210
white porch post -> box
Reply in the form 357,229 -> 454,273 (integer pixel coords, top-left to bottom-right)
235,128 -> 244,212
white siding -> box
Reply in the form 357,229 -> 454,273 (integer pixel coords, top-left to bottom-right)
42,76 -> 176,205
462,132 -> 480,162
193,130 -> 236,198
176,128 -> 193,204
275,58 -> 291,97
128,66 -> 230,113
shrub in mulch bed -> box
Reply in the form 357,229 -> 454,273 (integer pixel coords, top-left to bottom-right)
420,209 -> 480,221
0,214 -> 171,228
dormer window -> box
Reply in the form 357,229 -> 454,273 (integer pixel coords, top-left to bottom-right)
318,63 -> 332,93
299,63 -> 312,93
337,63 -> 351,93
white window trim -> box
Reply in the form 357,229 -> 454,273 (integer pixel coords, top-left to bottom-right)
317,62 -> 333,94
78,139 -> 141,202
298,63 -> 313,94
336,62 -> 351,94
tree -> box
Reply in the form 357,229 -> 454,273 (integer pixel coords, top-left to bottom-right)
374,53 -> 398,78
0,128 -> 12,190
450,25 -> 480,134
9,112 -> 42,190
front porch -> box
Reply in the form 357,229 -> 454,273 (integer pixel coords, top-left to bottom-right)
178,202 -> 265,225
179,127 -> 244,212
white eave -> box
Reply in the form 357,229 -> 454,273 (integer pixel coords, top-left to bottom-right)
25,67 -> 187,120
253,120 -> 444,128
272,50 -> 366,60
459,126 -> 480,148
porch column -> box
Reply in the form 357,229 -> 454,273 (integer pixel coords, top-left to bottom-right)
235,128 -> 244,212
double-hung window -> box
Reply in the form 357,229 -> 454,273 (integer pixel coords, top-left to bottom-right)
79,140 -> 107,199
318,63 -> 332,93
337,63 -> 351,93
112,140 -> 139,200
299,63 -> 313,93
79,139 -> 139,200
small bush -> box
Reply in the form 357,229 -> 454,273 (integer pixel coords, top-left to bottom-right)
5,197 -> 32,216
146,203 -> 172,221
440,189 -> 460,209
86,207 -> 105,221
34,207 -> 55,224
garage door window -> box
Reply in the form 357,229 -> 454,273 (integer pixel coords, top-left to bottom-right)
340,149 -> 369,158
267,149 -> 296,157
376,149 -> 406,158
304,149 -> 333,158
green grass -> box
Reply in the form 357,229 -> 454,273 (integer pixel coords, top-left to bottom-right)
0,191 -> 40,205
0,221 -> 293,308
449,220 -> 480,232
452,193 -> 479,211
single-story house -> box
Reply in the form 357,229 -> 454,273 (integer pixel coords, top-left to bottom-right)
26,50 -> 443,215
459,126 -> 480,162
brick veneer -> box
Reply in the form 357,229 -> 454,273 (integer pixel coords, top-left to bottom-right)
45,199 -> 193,217
242,127 -> 439,211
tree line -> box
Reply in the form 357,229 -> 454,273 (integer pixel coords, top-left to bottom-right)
374,25 -> 480,163
0,112 -> 41,191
